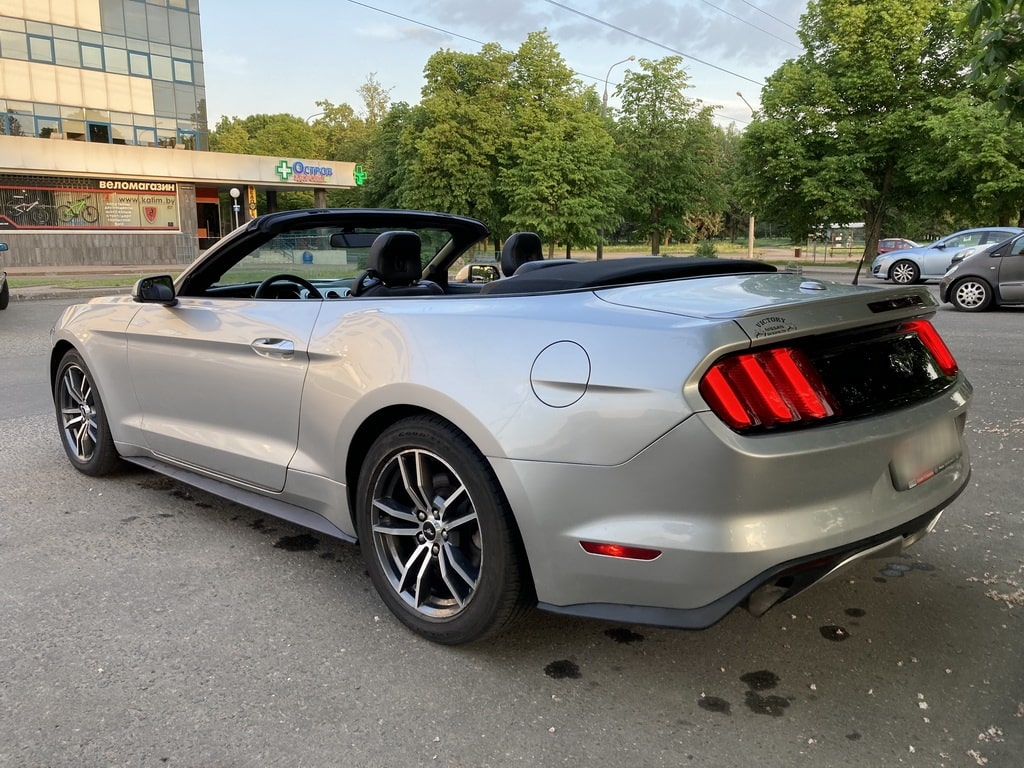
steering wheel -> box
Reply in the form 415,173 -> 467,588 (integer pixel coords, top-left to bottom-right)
254,273 -> 323,300
349,269 -> 382,297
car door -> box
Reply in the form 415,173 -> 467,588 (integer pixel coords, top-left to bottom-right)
924,231 -> 983,277
125,298 -> 321,491
997,237 -> 1024,302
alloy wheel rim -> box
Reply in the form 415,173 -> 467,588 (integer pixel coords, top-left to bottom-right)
370,448 -> 482,618
58,364 -> 99,462
892,264 -> 915,283
955,282 -> 985,309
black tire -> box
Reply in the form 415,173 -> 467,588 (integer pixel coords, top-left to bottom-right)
0,280 -> 8,311
82,205 -> 99,224
31,206 -> 51,225
54,350 -> 121,476
949,277 -> 993,312
57,204 -> 74,223
889,259 -> 920,285
356,415 -> 531,644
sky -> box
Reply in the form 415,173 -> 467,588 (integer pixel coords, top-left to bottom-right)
198,0 -> 806,129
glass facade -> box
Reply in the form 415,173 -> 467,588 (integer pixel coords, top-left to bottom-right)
0,0 -> 208,150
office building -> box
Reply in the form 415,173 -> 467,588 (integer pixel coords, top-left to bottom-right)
0,0 -> 356,268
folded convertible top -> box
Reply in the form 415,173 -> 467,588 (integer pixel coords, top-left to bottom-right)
478,257 -> 776,295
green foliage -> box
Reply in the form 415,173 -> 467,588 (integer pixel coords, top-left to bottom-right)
694,240 -> 717,258
615,57 -> 724,255
966,1 -> 1024,121
741,0 -> 969,257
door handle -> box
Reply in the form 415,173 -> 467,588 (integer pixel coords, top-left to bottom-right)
251,338 -> 295,359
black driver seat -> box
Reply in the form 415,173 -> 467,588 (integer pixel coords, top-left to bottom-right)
500,232 -> 544,276
353,231 -> 443,297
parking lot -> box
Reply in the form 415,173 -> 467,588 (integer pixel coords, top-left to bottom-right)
0,295 -> 1020,767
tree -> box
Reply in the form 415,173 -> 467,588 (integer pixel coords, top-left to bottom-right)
740,0 -> 968,262
917,93 -> 1024,225
966,0 -> 1024,121
615,57 -> 723,255
499,32 -> 627,254
361,102 -> 420,210
400,43 -> 514,226
501,115 -> 626,256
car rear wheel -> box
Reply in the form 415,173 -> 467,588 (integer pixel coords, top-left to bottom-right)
0,280 -> 8,310
949,277 -> 993,312
889,259 -> 920,284
356,415 -> 531,644
54,350 -> 121,476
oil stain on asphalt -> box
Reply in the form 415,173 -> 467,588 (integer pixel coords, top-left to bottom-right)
544,660 -> 581,679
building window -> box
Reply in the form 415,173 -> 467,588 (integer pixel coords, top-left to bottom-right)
36,117 -> 62,139
151,55 -> 173,81
0,30 -> 29,60
104,46 -> 129,75
54,38 -> 80,67
134,126 -> 157,146
88,122 -> 112,143
172,58 -> 192,83
129,51 -> 151,77
28,35 -> 54,64
81,42 -> 104,70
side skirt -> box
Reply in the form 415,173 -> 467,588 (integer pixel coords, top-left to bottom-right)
124,455 -> 357,544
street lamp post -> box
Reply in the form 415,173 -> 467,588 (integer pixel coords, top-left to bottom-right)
229,187 -> 241,230
598,55 -> 634,260
736,92 -> 757,260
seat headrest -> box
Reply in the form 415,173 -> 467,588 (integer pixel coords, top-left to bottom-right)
367,231 -> 423,285
501,232 -> 543,277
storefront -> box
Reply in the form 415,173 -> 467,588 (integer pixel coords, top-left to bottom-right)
0,134 -> 359,268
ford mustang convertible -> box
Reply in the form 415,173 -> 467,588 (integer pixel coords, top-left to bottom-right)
49,208 -> 971,644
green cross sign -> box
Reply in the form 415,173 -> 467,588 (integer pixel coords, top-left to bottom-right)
354,164 -> 367,186
274,160 -> 293,181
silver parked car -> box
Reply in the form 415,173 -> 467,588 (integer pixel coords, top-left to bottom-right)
940,231 -> 1024,311
50,209 -> 972,644
871,226 -> 1023,284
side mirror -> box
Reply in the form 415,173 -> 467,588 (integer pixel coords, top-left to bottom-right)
132,275 -> 178,306
0,242 -> 8,252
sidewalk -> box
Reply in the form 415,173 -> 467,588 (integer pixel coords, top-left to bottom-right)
4,264 -> 177,302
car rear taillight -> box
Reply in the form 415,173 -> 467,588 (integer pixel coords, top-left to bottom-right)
699,319 -> 959,433
699,346 -> 839,430
899,320 -> 958,376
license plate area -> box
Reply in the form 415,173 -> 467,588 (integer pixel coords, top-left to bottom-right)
890,419 -> 961,491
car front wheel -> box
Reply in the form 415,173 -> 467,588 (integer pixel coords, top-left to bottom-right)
356,415 -> 531,644
889,259 -> 920,284
54,350 -> 121,476
949,277 -> 993,312
0,280 -> 8,310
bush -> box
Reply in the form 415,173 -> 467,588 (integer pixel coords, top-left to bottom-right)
694,240 -> 718,259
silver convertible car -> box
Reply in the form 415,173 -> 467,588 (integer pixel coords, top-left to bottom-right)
50,209 -> 972,644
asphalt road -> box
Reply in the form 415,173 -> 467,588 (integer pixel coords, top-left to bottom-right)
0,296 -> 1021,768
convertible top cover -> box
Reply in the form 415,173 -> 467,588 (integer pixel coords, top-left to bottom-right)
479,257 -> 777,294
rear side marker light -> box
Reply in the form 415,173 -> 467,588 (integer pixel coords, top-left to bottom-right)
699,346 -> 838,430
899,320 -> 958,376
580,541 -> 661,561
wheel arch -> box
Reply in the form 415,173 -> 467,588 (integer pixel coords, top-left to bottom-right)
49,339 -> 77,393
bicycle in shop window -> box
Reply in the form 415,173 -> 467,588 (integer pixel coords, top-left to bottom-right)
58,196 -> 99,224
5,194 -> 53,225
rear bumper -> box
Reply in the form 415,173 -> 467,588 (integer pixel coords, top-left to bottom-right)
493,378 -> 971,626
537,502 -> 953,628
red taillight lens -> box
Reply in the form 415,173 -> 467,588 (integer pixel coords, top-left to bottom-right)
899,320 -> 958,376
699,346 -> 838,430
